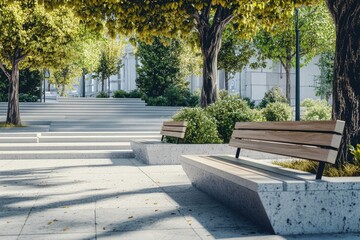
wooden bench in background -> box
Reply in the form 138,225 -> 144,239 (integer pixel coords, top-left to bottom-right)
160,121 -> 187,144
181,120 -> 352,235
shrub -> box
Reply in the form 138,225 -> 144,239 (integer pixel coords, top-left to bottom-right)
146,96 -> 168,106
96,91 -> 109,98
206,95 -> 256,143
163,86 -> 199,107
219,89 -> 230,99
242,97 -> 256,109
262,102 -> 291,121
112,90 -> 129,98
0,93 -> 7,102
349,144 -> 360,163
273,160 -> 360,177
19,93 -> 38,102
171,107 -> 222,144
258,86 -> 288,108
128,89 -> 143,98
301,98 -> 331,121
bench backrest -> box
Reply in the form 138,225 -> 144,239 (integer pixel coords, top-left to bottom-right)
229,120 -> 345,179
160,121 -> 187,143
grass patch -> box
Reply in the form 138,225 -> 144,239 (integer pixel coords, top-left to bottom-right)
0,122 -> 26,128
273,160 -> 360,177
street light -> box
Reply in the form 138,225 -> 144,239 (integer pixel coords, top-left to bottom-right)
43,69 -> 50,102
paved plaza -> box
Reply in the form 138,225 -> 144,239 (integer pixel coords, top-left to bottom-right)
1,99 -> 360,239
1,158 -> 360,240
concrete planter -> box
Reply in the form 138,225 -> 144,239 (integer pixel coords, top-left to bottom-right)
181,155 -> 360,235
130,139 -> 287,165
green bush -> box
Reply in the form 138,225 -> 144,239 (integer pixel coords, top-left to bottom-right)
0,93 -> 7,102
171,107 -> 222,144
163,86 -> 199,107
242,97 -> 256,109
206,95 -> 256,143
349,144 -> 360,163
219,89 -> 230,99
19,93 -> 38,102
96,91 -> 109,98
258,86 -> 288,108
262,102 -> 291,121
146,96 -> 168,106
301,98 -> 331,120
112,90 -> 129,98
128,89 -> 143,98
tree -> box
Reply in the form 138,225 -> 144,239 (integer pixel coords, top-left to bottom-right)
0,1 -> 79,125
94,37 -> 124,93
218,28 -> 256,91
136,37 -> 186,98
253,3 -> 334,101
326,0 -> 360,164
46,0 -> 318,107
315,51 -> 334,102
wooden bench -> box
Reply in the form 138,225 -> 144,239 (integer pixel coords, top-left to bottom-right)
181,120 -> 351,235
160,121 -> 187,144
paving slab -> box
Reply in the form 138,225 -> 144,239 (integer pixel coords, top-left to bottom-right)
1,158 -> 360,239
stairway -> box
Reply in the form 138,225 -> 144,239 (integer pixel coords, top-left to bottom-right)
0,98 -> 180,160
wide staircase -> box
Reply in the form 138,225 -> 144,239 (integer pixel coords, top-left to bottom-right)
0,98 -> 180,160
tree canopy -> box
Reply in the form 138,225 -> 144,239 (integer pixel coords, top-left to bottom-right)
44,0 -> 320,106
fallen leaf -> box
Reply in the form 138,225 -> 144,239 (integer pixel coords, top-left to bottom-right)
128,216 -> 133,219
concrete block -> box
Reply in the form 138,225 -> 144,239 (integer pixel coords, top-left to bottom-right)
181,154 -> 360,235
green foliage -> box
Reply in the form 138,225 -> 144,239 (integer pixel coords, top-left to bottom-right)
172,107 -> 222,144
218,90 -> 230,99
163,86 -> 199,107
145,96 -> 168,106
262,102 -> 292,121
315,51 -> 334,101
128,89 -> 143,98
258,87 -> 288,108
206,95 -> 256,143
95,37 -> 125,92
242,97 -> 256,109
136,38 -> 186,98
273,160 -> 360,177
96,91 -> 109,98
349,144 -> 360,162
301,98 -> 331,120
19,93 -> 38,102
112,89 -> 129,98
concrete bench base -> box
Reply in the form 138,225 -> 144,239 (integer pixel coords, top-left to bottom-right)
131,139 -> 287,165
181,155 -> 360,235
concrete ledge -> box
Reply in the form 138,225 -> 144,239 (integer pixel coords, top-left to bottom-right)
181,155 -> 360,235
131,139 -> 289,165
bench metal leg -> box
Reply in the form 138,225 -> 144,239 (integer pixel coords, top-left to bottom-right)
316,162 -> 326,180
161,135 -> 164,142
235,148 -> 241,158
176,138 -> 179,144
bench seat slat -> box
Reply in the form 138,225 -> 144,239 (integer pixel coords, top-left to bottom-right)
234,121 -> 344,134
229,138 -> 338,164
161,126 -> 187,133
163,121 -> 187,127
160,130 -> 185,139
231,130 -> 342,149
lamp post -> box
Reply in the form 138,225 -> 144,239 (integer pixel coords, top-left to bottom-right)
43,69 -> 50,102
295,3 -> 300,121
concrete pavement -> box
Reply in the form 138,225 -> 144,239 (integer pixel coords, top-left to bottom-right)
1,158 -> 360,240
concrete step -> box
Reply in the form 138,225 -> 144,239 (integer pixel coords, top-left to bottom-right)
39,131 -> 159,136
38,135 -> 160,143
0,142 -> 130,151
0,137 -> 38,143
0,150 -> 134,159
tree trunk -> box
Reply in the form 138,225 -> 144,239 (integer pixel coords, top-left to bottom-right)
224,71 -> 229,91
327,0 -> 360,164
195,5 -> 232,107
200,38 -> 222,107
101,78 -> 105,92
285,62 -> 291,103
6,63 -> 21,125
61,84 -> 66,97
